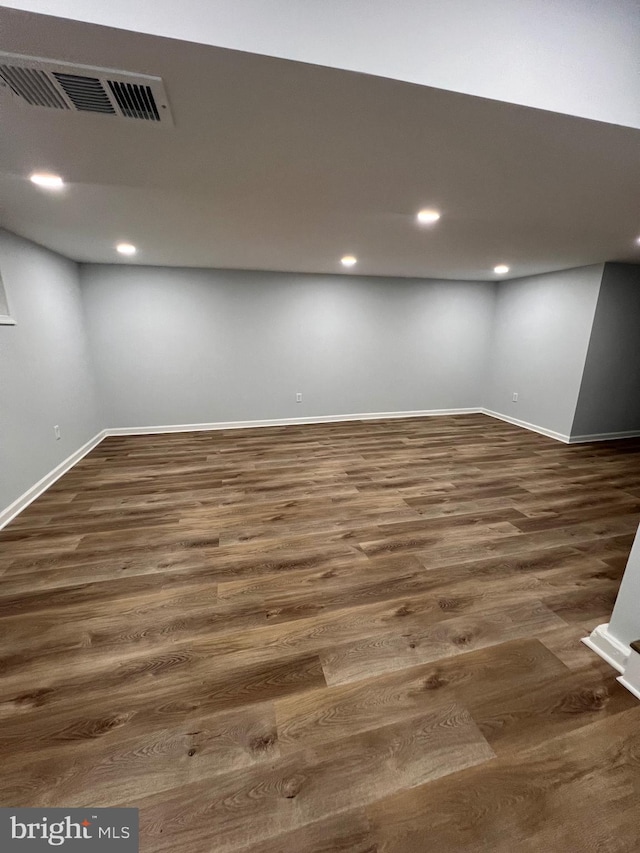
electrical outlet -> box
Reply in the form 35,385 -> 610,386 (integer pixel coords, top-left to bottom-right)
54,424 -> 61,440
296,392 -> 303,403
512,392 -> 518,402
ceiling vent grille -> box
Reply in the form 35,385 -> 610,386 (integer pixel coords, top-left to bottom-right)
0,52 -> 172,125
107,80 -> 160,121
54,73 -> 116,114
0,65 -> 68,109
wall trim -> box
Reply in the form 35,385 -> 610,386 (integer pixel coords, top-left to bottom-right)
479,409 -> 570,443
582,623 -> 630,674
470,409 -> 640,446
568,429 -> 640,444
0,430 -> 106,531
104,407 -> 483,436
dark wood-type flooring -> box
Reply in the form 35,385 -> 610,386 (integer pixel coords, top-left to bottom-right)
1,413 -> 640,852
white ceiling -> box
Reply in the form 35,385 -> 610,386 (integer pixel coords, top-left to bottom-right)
1,6 -> 640,280
4,0 -> 640,130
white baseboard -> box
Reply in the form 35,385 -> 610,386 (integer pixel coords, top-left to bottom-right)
480,409 -> 570,443
104,407 -> 483,436
458,409 -> 640,446
582,623 -> 630,674
568,429 -> 640,444
0,430 -> 106,531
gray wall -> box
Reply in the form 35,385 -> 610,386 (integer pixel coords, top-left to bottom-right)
485,265 -> 604,438
0,229 -> 101,513
571,263 -> 640,438
80,264 -> 496,429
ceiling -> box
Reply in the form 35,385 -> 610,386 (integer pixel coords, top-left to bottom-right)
1,6 -> 640,280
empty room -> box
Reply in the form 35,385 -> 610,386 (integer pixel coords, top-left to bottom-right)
2,1 -> 640,851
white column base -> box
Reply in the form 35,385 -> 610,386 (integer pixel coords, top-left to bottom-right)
618,650 -> 640,701
581,623 -> 629,674
583,623 -> 640,703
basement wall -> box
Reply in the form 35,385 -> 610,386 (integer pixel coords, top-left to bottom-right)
79,264 -> 496,429
0,229 -> 101,513
571,263 -> 640,439
484,265 -> 604,439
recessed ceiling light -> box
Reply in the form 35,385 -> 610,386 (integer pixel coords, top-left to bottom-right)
636,236 -> 640,245
416,209 -> 441,224
341,255 -> 357,267
116,243 -> 137,256
494,264 -> 510,275
30,172 -> 64,190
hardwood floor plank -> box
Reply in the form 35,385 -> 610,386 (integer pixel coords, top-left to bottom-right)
535,623 -> 615,672
466,667 -> 637,754
234,811 -> 375,853
0,702 -> 280,808
277,638 -> 567,753
320,600 -> 566,685
0,653 -> 325,760
131,703 -> 493,853
366,706 -> 640,853
542,587 -> 619,623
